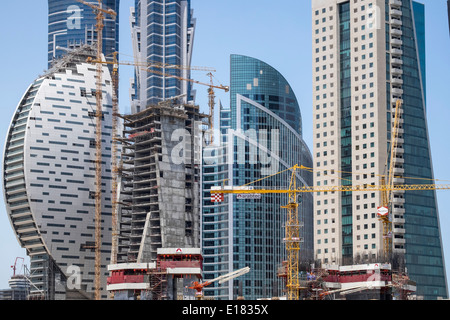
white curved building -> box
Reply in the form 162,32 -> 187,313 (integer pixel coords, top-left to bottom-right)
2,47 -> 114,299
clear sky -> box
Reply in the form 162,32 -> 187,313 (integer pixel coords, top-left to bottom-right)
0,0 -> 449,292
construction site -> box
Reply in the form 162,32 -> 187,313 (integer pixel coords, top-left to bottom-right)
2,0 -> 449,302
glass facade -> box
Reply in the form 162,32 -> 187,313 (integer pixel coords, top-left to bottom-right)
202,55 -> 313,300
339,2 -> 353,263
48,0 -> 120,70
397,1 -> 447,300
131,0 -> 195,110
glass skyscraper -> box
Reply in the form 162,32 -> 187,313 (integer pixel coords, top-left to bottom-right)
48,0 -> 120,69
130,0 -> 196,112
202,55 -> 313,300
312,0 -> 448,299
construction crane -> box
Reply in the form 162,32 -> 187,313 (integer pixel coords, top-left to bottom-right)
91,56 -> 217,72
110,52 -> 119,267
188,267 -> 250,300
11,257 -> 25,277
206,72 -> 223,144
281,166 -> 302,300
211,165 -> 305,300
378,99 -> 403,259
210,164 -> 450,300
75,0 -> 117,301
86,56 -> 229,132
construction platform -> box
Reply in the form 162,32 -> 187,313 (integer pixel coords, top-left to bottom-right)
107,248 -> 203,300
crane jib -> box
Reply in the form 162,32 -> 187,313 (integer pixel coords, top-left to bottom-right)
210,184 -> 450,194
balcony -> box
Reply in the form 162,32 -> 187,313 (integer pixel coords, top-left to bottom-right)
393,217 -> 405,224
391,77 -> 403,85
391,67 -> 403,75
391,18 -> 403,26
393,227 -> 406,235
392,87 -> 404,95
393,177 -> 405,184
394,147 -> 404,154
392,207 -> 405,214
391,28 -> 403,36
391,48 -> 403,55
390,9 -> 402,17
391,58 -> 403,66
392,197 -> 405,204
393,167 -> 404,175
390,0 -> 402,7
391,38 -> 403,46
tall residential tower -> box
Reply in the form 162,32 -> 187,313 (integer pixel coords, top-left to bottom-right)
312,0 -> 447,299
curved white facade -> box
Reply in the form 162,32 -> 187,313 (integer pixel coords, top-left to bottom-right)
3,48 -> 114,299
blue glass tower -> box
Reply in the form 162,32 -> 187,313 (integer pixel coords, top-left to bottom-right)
48,0 -> 120,68
202,55 -> 313,300
130,0 -> 196,112
398,0 -> 446,300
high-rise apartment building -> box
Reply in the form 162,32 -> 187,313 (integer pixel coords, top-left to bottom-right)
2,47 -> 114,299
48,0 -> 120,70
312,0 -> 448,299
130,0 -> 196,112
201,55 -> 314,300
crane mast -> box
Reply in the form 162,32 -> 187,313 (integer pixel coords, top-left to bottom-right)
379,99 -> 403,260
110,52 -> 119,266
281,166 -> 302,300
75,0 -> 117,300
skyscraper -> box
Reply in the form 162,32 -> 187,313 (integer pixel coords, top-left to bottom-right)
2,47 -> 114,299
201,55 -> 314,300
48,0 -> 120,69
130,0 -> 196,112
312,0 -> 448,299
448,0 -> 450,36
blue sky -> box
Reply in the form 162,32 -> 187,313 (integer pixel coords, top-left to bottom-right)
0,0 -> 449,292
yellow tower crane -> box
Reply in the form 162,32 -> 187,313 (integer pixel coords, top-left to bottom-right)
210,165 -> 450,300
86,56 -> 229,132
378,99 -> 403,260
75,0 -> 116,301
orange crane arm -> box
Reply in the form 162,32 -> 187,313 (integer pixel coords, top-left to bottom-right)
189,281 -> 213,292
188,267 -> 250,294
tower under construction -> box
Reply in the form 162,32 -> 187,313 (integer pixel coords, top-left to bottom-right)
109,98 -> 208,299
